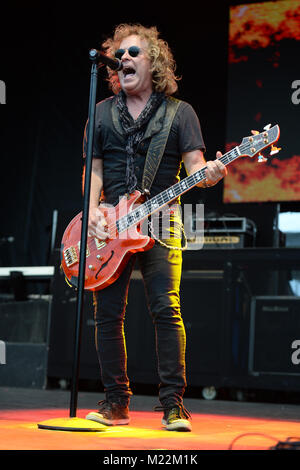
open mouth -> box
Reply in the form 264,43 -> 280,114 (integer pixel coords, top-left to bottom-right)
122,66 -> 136,78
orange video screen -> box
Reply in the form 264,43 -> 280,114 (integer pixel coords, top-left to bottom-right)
224,0 -> 300,203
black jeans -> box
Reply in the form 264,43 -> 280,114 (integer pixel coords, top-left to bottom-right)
92,238 -> 187,408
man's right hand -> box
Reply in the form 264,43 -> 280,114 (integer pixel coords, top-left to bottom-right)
88,206 -> 109,240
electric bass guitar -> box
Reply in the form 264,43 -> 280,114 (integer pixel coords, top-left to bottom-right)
61,125 -> 280,291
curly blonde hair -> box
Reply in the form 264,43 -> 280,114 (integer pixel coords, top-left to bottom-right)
102,23 -> 180,96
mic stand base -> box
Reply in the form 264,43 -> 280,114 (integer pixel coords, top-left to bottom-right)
37,417 -> 106,432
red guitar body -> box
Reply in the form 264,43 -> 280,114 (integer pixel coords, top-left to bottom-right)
61,190 -> 154,291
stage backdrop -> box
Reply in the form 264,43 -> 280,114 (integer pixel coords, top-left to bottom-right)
224,0 -> 300,203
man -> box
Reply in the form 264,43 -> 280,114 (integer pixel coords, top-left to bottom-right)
84,23 -> 227,432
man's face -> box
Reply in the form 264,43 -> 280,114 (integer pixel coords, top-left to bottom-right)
117,35 -> 153,96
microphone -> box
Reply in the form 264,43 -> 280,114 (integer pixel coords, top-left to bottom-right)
89,49 -> 123,71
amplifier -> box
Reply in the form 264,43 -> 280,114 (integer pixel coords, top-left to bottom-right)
186,217 -> 256,249
186,234 -> 247,250
202,234 -> 246,249
204,217 -> 254,234
248,296 -> 300,376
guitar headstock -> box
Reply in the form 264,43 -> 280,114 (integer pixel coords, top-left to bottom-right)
239,124 -> 281,161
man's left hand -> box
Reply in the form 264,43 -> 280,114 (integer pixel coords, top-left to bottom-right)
204,151 -> 227,186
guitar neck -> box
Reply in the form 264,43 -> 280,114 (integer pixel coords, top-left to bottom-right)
117,145 -> 241,232
145,146 -> 241,211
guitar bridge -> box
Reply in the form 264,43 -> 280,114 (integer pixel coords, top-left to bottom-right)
64,246 -> 78,267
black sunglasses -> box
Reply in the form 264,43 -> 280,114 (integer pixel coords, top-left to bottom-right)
114,46 -> 141,60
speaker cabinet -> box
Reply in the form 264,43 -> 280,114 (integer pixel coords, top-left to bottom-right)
249,296 -> 300,376
0,300 -> 49,343
0,299 -> 50,388
0,343 -> 48,388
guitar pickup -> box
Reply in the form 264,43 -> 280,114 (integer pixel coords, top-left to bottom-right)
94,238 -> 107,250
64,246 -> 78,267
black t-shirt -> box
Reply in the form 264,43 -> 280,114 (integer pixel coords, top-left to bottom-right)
83,95 -> 205,206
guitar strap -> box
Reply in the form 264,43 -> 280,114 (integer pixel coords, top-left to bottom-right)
141,96 -> 181,194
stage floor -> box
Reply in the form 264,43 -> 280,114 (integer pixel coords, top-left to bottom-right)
0,387 -> 300,452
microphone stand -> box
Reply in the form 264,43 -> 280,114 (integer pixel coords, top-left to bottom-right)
69,53 -> 98,420
38,50 -> 107,432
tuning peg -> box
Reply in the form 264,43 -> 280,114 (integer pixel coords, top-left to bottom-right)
270,144 -> 281,156
263,124 -> 272,131
251,130 -> 260,135
257,153 -> 268,162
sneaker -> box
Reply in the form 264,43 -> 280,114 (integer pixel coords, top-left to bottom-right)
85,400 -> 130,426
161,405 -> 192,432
